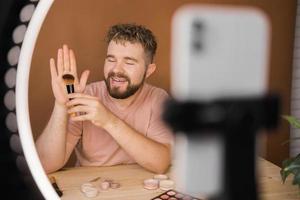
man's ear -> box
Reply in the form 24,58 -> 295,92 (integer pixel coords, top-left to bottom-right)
145,63 -> 156,78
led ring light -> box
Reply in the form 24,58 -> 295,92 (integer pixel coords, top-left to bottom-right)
5,0 -> 60,199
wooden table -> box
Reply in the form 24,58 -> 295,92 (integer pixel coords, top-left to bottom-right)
258,158 -> 299,200
49,158 -> 299,200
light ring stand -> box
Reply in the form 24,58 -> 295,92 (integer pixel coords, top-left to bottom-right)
15,0 -> 59,199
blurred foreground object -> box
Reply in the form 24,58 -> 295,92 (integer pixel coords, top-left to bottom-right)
0,0 -> 43,199
165,4 -> 280,200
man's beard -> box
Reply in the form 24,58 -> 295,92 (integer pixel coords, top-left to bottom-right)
104,72 -> 145,99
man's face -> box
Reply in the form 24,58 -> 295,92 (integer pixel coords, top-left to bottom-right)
104,40 -> 148,99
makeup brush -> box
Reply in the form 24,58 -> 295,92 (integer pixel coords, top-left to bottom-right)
62,74 -> 75,94
62,74 -> 75,117
49,176 -> 63,197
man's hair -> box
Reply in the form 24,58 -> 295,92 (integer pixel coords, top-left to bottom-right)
106,23 -> 157,64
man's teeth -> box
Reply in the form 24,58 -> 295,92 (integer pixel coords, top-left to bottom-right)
112,77 -> 126,82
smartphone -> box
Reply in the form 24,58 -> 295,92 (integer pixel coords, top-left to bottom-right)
170,4 -> 271,198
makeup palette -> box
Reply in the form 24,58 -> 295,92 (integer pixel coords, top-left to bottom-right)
151,190 -> 204,200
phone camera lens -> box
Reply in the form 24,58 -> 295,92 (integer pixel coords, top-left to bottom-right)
192,20 -> 205,52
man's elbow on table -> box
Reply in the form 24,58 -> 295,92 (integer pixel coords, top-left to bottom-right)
38,156 -> 64,174
154,161 -> 171,174
43,165 -> 61,174
147,150 -> 172,174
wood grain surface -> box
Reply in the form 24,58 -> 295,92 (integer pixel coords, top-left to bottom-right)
48,158 -> 299,200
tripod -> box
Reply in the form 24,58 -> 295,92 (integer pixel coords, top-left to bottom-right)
163,94 -> 280,200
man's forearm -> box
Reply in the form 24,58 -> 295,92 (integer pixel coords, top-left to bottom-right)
35,101 -> 69,173
103,115 -> 171,174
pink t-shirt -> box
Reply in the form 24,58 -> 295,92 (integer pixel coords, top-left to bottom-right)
66,81 -> 174,167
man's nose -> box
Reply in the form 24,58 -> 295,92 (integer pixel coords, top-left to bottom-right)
112,61 -> 125,73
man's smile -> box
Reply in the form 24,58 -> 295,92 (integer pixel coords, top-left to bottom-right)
110,76 -> 128,87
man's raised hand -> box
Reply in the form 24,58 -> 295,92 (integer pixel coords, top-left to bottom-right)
49,44 -> 90,105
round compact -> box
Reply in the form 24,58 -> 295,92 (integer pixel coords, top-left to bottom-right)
159,180 -> 175,191
103,179 -> 113,183
153,174 -> 168,181
80,183 -> 99,198
100,181 -> 110,190
83,187 -> 99,198
80,182 -> 94,193
143,178 -> 159,190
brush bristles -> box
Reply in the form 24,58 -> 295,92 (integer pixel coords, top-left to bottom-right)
62,74 -> 75,85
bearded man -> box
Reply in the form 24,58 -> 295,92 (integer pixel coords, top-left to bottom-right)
36,23 -> 174,174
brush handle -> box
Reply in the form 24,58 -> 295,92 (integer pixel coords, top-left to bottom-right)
66,84 -> 74,94
66,84 -> 76,117
49,177 -> 63,197
52,182 -> 63,197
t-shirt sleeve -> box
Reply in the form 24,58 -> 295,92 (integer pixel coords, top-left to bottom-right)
146,89 -> 175,147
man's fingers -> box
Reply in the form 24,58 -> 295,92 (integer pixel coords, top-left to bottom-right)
69,49 -> 77,75
57,48 -> 63,75
50,58 -> 58,79
66,96 -> 98,107
69,113 -> 90,122
79,70 -> 90,92
67,92 -> 96,100
63,44 -> 70,72
68,105 -> 90,114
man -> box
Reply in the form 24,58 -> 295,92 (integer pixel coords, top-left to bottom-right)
36,23 -> 174,174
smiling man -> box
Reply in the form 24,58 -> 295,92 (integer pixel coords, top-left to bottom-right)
35,24 -> 174,174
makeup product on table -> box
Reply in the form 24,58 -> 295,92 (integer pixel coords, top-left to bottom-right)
144,174 -> 173,191
49,176 -> 63,197
80,177 -> 121,197
99,178 -> 121,190
151,190 -> 204,200
80,182 -> 99,198
144,178 -> 159,190
159,180 -> 175,191
154,174 -> 169,181
100,181 -> 110,190
81,182 -> 94,192
89,176 -> 101,183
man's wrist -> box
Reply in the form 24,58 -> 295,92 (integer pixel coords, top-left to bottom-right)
54,100 -> 67,112
103,113 -> 120,132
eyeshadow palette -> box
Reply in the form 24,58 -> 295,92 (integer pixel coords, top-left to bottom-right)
151,190 -> 204,200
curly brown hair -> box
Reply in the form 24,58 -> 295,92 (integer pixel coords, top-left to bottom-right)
106,23 -> 157,64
